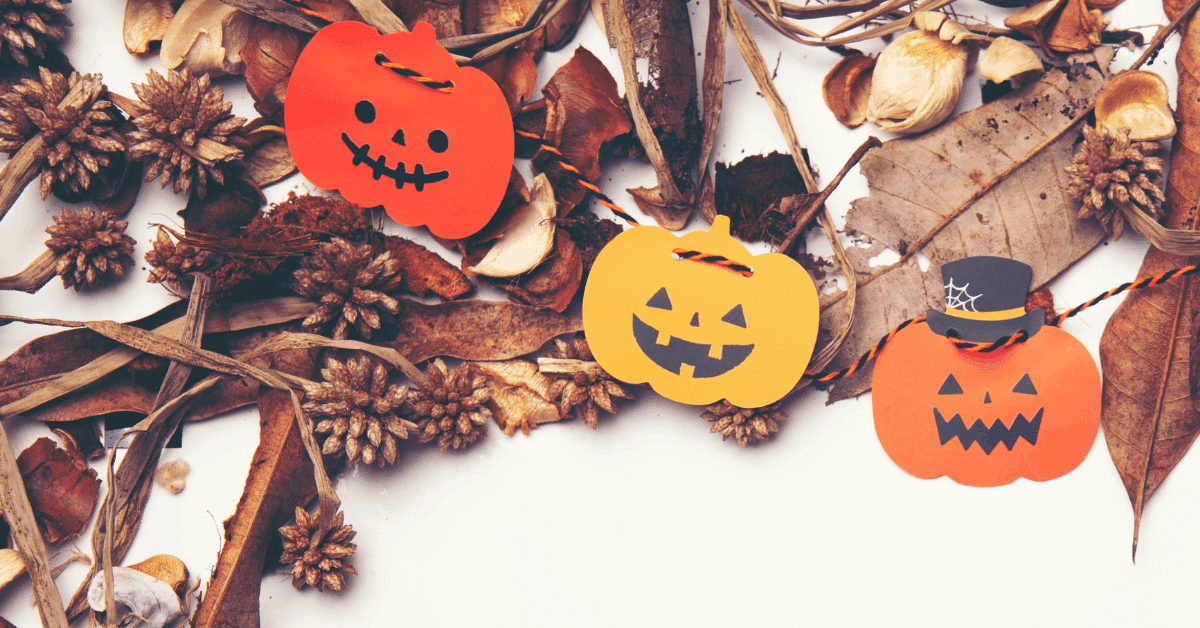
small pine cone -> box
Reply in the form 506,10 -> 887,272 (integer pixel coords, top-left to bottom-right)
1065,125 -> 1165,239
144,227 -> 217,290
278,507 -> 358,592
126,69 -> 247,199
0,68 -> 126,201
304,353 -> 415,468
408,359 -> 492,452
293,237 -> 404,340
545,337 -> 632,429
43,207 -> 135,291
700,400 -> 788,448
0,0 -> 70,66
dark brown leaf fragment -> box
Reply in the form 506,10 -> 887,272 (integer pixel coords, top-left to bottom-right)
17,437 -> 101,544
390,298 -> 583,363
369,232 -> 472,300
498,231 -> 583,312
714,152 -> 811,243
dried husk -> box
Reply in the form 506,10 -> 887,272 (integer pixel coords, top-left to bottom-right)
1046,0 -> 1108,53
124,0 -> 175,54
468,174 -> 557,277
822,53 -> 875,128
866,28 -> 968,135
160,0 -> 259,76
1005,0 -> 1063,55
979,36 -> 1045,86
1095,70 -> 1177,141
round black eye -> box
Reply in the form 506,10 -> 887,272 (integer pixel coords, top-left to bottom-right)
354,100 -> 376,124
428,129 -> 448,153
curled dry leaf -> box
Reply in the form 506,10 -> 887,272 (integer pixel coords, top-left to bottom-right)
243,135 -> 296,188
1046,0 -> 1108,53
124,0 -> 175,54
1095,70 -> 1176,141
979,36 -> 1044,87
0,549 -> 24,591
480,48 -> 538,115
368,232 -> 472,300
393,0 -> 464,38
160,0 -> 259,76
822,53 -> 875,128
389,298 -> 583,364
1005,0 -> 1063,55
469,173 -> 557,277
498,230 -> 584,312
87,567 -> 183,628
240,21 -> 303,117
17,437 -> 101,544
128,555 -> 189,594
474,360 -> 563,436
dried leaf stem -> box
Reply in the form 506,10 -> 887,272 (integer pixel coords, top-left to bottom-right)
696,0 -> 727,214
239,331 -> 430,388
345,0 -> 406,34
0,250 -> 57,294
216,0 -> 326,33
776,136 -> 882,256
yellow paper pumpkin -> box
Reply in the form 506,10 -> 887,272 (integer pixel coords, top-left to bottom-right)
582,216 -> 819,407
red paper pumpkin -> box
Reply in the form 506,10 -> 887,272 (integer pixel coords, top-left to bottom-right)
872,322 -> 1101,487
286,21 -> 514,239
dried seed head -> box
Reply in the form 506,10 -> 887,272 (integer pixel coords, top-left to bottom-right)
1065,125 -> 1165,239
293,237 -> 404,340
305,353 -> 414,468
700,399 -> 789,448
278,508 -> 357,592
0,0 -> 70,67
407,359 -> 492,452
43,207 -> 136,291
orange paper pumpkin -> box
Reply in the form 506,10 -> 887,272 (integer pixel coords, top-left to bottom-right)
872,322 -> 1101,486
286,21 -> 514,239
582,216 -> 819,408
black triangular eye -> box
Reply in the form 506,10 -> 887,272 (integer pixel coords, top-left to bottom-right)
938,374 -> 963,395
721,304 -> 746,328
646,287 -> 672,310
1013,373 -> 1037,395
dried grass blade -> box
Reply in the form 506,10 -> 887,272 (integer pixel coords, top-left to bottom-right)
237,331 -> 430,388
696,0 -> 727,215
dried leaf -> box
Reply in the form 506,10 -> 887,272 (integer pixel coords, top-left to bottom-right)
469,173 -> 557,277
124,0 -> 175,54
474,360 -> 563,435
1096,8 -> 1200,559
464,0 -> 536,34
714,152 -> 812,243
160,0 -> 260,76
626,185 -> 690,230
243,136 -> 296,188
1047,0 -> 1108,53
823,53 -> 1112,402
240,21 -> 304,117
531,47 -> 633,215
128,555 -> 188,594
368,232 -> 473,300
389,298 -> 583,363
822,53 -> 876,128
17,437 -> 101,544
499,230 -> 584,312
479,48 -> 538,114
390,0 -> 463,38
555,211 -> 623,273
52,419 -> 105,461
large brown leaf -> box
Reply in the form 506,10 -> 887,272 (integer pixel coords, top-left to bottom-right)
390,298 -> 583,363
823,55 -> 1112,401
1098,6 -> 1200,558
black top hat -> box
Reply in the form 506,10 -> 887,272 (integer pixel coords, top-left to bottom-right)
925,256 -> 1045,343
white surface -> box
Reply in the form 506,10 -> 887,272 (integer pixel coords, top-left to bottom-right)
0,1 -> 1197,627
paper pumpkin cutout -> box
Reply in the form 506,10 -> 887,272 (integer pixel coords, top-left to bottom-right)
582,216 -> 819,408
871,256 -> 1101,486
286,21 -> 514,239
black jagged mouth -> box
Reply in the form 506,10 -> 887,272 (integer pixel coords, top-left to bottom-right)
934,407 -> 1043,454
342,132 -> 449,191
632,314 -> 753,378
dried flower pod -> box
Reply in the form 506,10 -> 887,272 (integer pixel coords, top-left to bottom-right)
545,337 -> 633,429
144,226 -> 217,290
125,69 -> 247,198
304,353 -> 415,467
1045,0 -> 1107,53
1095,71 -> 1176,142
0,0 -> 70,66
292,237 -> 404,340
278,508 -> 357,592
0,69 -> 127,201
1065,125 -> 1165,239
979,37 -> 1045,87
43,207 -> 136,291
408,359 -> 492,452
822,53 -> 875,129
866,15 -> 975,135
701,399 -> 789,448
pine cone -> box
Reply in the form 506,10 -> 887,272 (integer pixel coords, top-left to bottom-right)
0,68 -> 126,201
144,227 -> 217,291
293,237 -> 403,340
126,69 -> 247,199
1065,125 -> 1165,239
0,0 -> 69,66
278,507 -> 357,592
545,337 -> 632,429
43,207 -> 135,291
305,353 -> 416,467
409,359 -> 492,452
700,400 -> 788,448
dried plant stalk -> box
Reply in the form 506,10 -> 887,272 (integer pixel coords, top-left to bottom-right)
0,250 -> 57,293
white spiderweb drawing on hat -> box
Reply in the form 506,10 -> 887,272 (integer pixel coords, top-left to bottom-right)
945,278 -> 981,312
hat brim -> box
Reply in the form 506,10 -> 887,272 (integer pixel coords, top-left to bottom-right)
925,308 -> 1045,344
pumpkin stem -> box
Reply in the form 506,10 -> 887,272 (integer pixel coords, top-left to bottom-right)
709,215 -> 732,237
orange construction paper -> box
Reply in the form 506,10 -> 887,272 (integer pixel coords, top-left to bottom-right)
286,21 -> 514,240
582,216 -> 820,408
871,321 -> 1101,487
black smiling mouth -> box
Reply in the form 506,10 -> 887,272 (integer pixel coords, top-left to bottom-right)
342,132 -> 449,191
632,314 -> 753,378
934,407 -> 1043,454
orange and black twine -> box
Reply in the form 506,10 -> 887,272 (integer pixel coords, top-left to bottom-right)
282,0 -> 333,24
804,264 -> 1200,383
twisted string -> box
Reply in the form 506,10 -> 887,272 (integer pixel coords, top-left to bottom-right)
374,52 -> 455,92
282,0 -> 333,24
803,264 -> 1200,382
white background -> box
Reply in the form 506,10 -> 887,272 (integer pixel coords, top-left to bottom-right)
1,0 -> 1197,626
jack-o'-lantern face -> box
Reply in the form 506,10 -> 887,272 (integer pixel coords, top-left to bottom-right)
872,322 -> 1101,486
583,216 -> 819,408
286,21 -> 514,239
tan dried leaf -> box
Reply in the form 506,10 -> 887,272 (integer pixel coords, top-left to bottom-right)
160,0 -> 259,76
822,53 -> 875,128
1046,0 -> 1108,53
124,0 -> 175,54
390,298 -> 583,364
474,359 -> 562,435
244,136 -> 296,188
979,37 -> 1044,86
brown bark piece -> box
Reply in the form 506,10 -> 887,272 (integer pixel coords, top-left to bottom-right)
390,298 -> 584,363
825,55 -> 1112,401
16,437 -> 101,544
1096,5 -> 1200,558
714,152 -> 812,243
369,232 -> 473,300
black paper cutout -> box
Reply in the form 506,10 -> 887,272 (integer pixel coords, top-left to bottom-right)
647,287 -> 672,310
392,129 -> 406,146
428,129 -> 449,153
355,100 -> 376,124
341,132 -> 449,191
631,314 -> 753,378
689,313 -> 700,327
721,304 -> 747,328
934,408 -> 1043,454
983,391 -> 992,404
925,256 -> 1045,343
937,374 -> 964,395
1013,373 -> 1038,395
